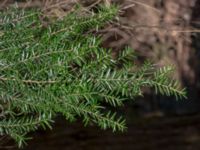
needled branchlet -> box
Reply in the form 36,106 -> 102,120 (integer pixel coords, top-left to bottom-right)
0,5 -> 186,148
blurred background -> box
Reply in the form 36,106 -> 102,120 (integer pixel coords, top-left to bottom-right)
1,0 -> 200,150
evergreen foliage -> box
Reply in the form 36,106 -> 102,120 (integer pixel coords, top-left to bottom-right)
0,5 -> 186,147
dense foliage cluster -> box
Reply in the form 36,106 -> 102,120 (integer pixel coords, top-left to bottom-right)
0,5 -> 186,147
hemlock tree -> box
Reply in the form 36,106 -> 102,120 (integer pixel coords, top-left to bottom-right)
0,5 -> 186,147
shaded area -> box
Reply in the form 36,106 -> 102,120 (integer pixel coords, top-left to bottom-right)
24,114 -> 200,150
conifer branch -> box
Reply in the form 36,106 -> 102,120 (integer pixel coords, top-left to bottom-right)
0,4 -> 186,148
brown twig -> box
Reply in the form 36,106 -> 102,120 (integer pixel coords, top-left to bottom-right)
127,0 -> 161,14
0,77 -> 57,84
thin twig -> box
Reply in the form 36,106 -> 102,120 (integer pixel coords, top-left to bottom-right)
0,77 -> 57,84
127,0 -> 161,14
